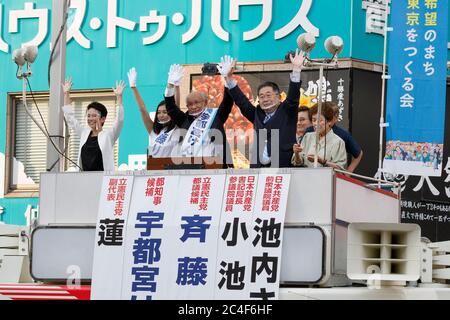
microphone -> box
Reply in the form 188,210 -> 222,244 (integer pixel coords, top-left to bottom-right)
324,36 -> 344,56
297,33 -> 316,53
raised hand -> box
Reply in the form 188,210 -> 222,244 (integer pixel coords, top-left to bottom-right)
127,67 -> 137,88
290,48 -> 305,72
113,80 -> 125,106
62,77 -> 73,105
217,55 -> 236,77
113,80 -> 126,96
62,77 -> 72,93
167,64 -> 185,86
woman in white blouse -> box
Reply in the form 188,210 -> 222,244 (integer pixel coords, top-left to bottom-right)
291,102 -> 347,170
61,78 -> 125,171
127,67 -> 181,158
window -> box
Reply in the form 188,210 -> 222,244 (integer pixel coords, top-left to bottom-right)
5,90 -> 118,197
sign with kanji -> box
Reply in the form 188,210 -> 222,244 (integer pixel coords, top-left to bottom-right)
91,175 -> 134,300
91,172 -> 290,300
215,174 -> 258,299
164,174 -> 226,300
120,175 -> 179,300
215,173 -> 290,300
247,173 -> 290,300
384,0 -> 449,177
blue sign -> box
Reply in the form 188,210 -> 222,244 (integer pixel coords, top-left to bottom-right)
384,0 -> 449,177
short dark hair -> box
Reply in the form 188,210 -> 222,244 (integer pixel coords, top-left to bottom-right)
298,106 -> 310,114
309,102 -> 336,122
87,102 -> 108,118
153,100 -> 176,134
257,82 -> 280,96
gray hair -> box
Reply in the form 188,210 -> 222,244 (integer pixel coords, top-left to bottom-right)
186,91 -> 208,103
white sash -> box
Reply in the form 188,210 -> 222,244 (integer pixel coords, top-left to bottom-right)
181,108 -> 218,157
148,127 -> 177,157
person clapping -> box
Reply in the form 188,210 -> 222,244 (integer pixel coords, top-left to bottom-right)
292,102 -> 347,170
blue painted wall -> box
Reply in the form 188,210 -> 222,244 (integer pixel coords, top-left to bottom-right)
0,198 -> 38,225
351,0 -> 385,62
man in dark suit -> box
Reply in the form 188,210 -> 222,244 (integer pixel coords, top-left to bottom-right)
163,62 -> 235,168
223,50 -> 305,168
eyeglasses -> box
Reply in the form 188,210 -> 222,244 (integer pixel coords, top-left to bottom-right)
258,93 -> 277,100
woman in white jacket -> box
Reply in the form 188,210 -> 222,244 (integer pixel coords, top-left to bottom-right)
127,67 -> 182,158
62,79 -> 125,171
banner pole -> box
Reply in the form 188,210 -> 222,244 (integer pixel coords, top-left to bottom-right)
314,65 -> 324,168
377,0 -> 391,187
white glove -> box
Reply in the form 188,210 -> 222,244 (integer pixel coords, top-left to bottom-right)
167,64 -> 184,86
127,67 -> 137,88
217,55 -> 235,77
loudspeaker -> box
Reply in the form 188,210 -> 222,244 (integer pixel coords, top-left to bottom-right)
347,223 -> 421,282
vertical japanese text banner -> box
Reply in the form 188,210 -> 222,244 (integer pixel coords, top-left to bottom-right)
91,174 -> 134,300
215,174 -> 259,299
120,174 -> 180,300
384,0 -> 449,176
165,174 -> 227,300
248,173 -> 290,300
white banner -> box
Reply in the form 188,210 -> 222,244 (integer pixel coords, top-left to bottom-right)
215,174 -> 259,299
164,174 -> 226,300
91,171 -> 290,300
248,173 -> 290,300
91,175 -> 134,300
120,175 -> 180,300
